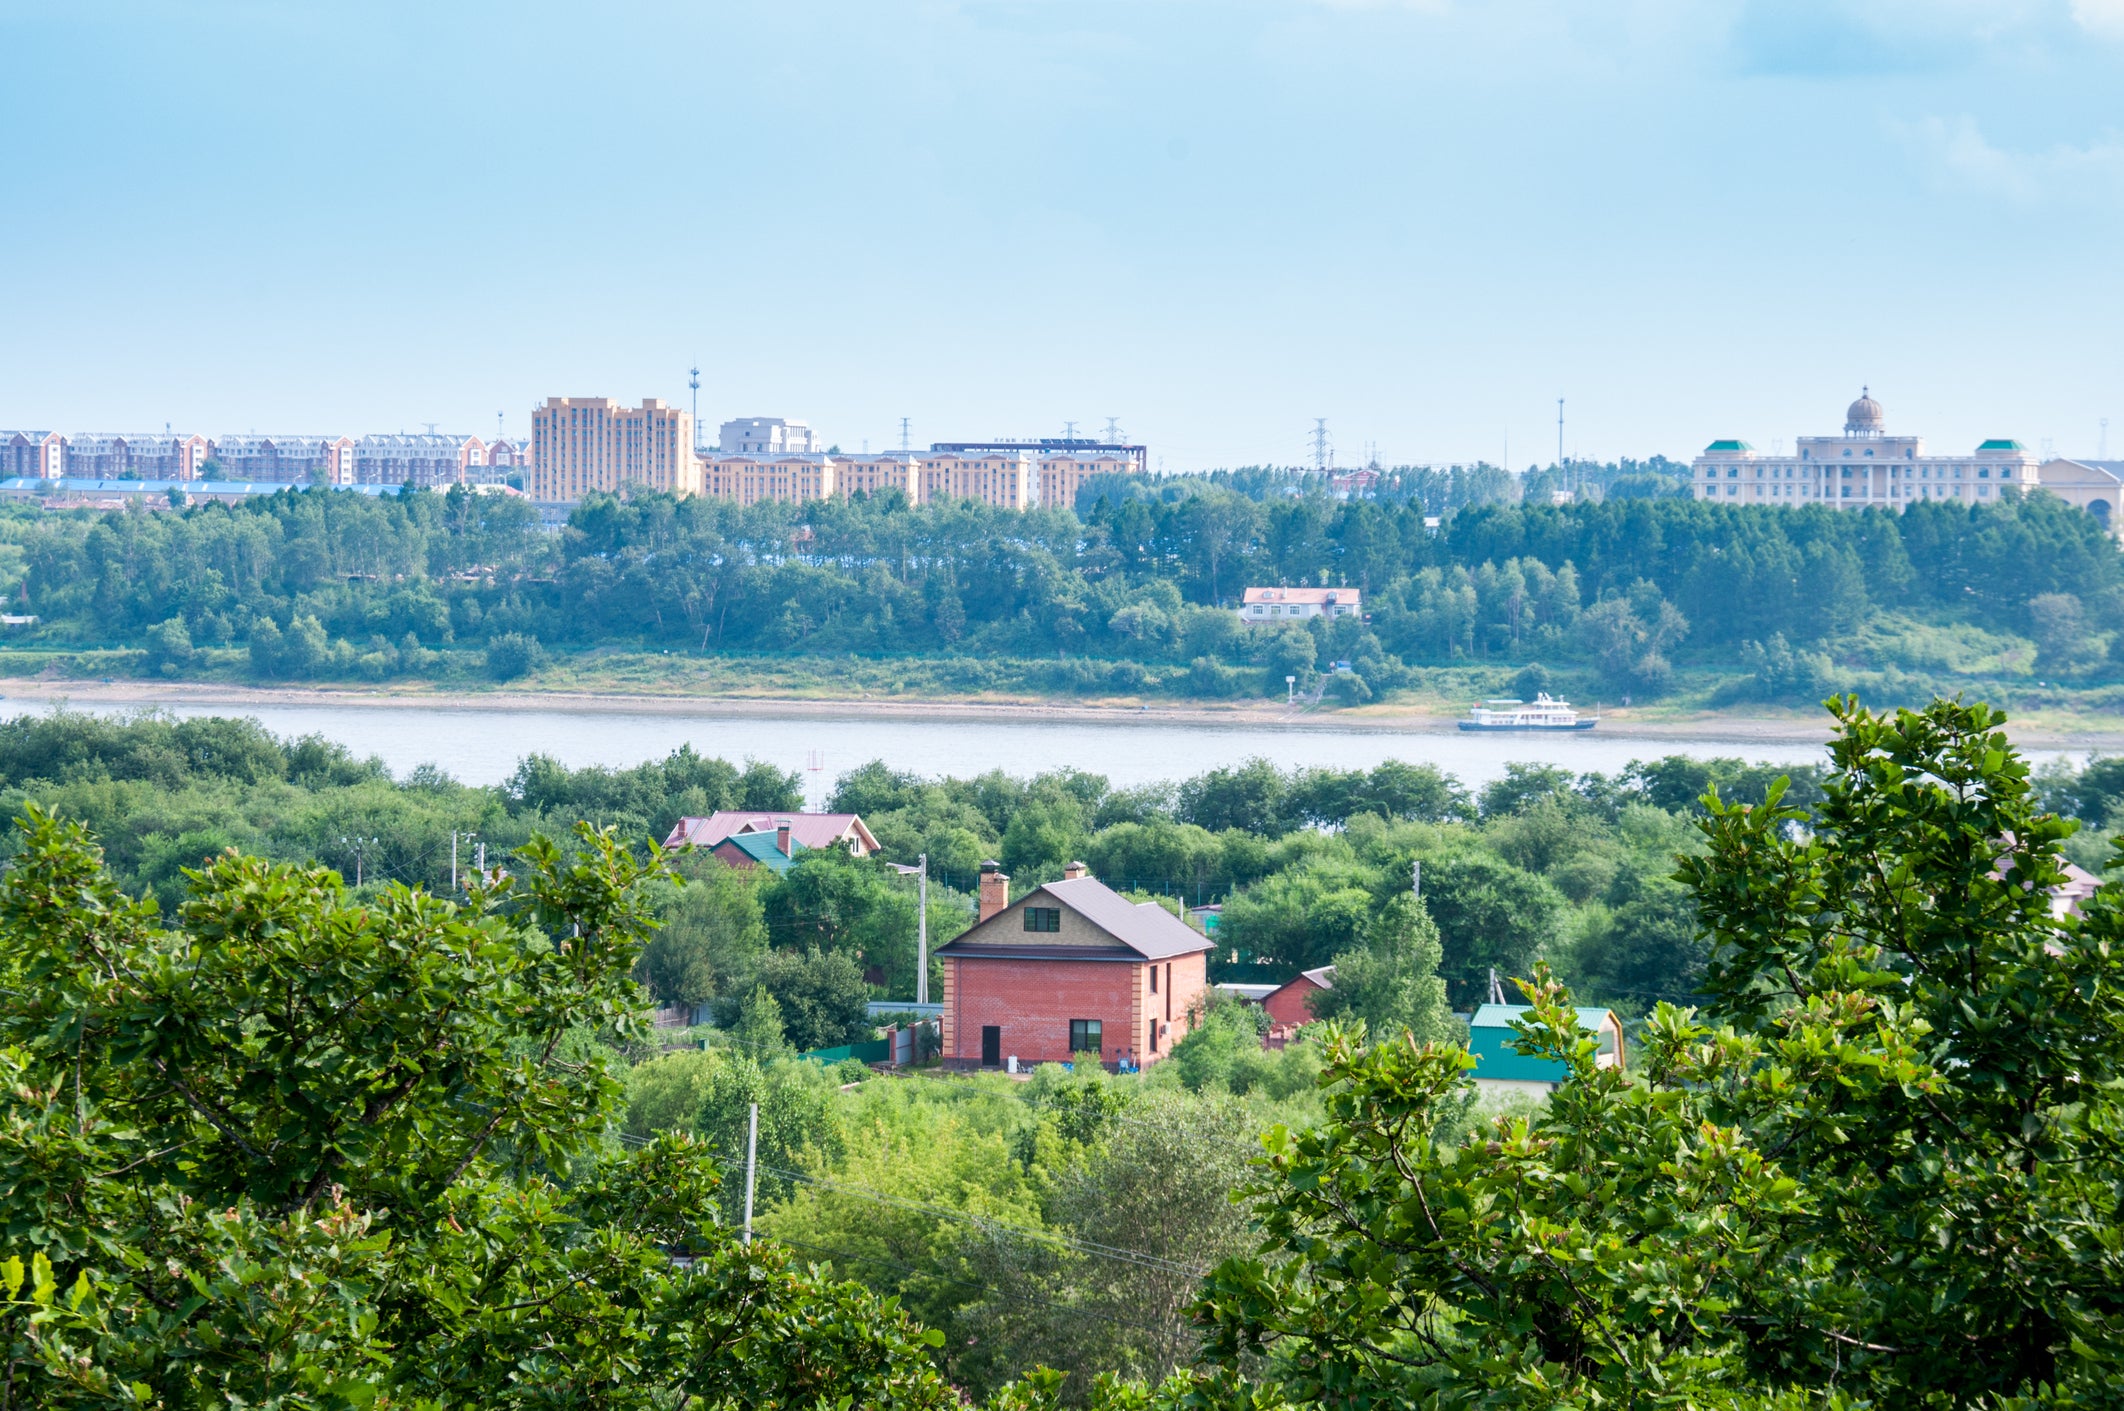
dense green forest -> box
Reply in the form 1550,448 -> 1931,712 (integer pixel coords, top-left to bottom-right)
1,470 -> 2119,706
9,696 -> 2124,1405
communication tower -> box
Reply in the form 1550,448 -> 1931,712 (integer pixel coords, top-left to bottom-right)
688,365 -> 701,449
899,417 -> 911,452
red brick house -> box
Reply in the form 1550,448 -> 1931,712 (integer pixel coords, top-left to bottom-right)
937,861 -> 1212,1071
1261,965 -> 1335,1029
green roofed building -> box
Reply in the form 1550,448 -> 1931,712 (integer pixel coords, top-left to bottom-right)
1692,388 -> 2039,510
1467,1002 -> 1625,1098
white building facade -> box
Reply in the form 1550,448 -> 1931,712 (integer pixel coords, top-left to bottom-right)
1693,391 -> 2039,510
718,417 -> 820,454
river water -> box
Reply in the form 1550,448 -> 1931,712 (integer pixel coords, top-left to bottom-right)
0,696 -> 1860,794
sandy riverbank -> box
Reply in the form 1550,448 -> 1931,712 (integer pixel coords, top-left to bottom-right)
9,676 -> 2120,749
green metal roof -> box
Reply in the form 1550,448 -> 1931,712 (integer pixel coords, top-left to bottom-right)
718,830 -> 805,874
1466,1004 -> 1619,1084
1703,439 -> 1754,453
1976,439 -> 2026,451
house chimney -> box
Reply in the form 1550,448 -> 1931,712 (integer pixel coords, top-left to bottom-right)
978,860 -> 1010,922
775,819 -> 792,856
1062,860 -> 1088,880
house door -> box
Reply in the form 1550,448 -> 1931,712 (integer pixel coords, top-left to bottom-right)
980,1025 -> 1001,1067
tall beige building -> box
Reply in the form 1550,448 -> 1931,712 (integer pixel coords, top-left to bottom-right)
1693,391 -> 2038,509
530,397 -> 697,502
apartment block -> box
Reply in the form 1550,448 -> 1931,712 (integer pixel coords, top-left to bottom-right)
918,449 -> 1037,510
832,451 -> 922,501
2,431 -> 70,480
531,397 -> 698,502
355,433 -> 492,488
210,434 -> 357,484
59,432 -> 212,481
701,453 -> 837,505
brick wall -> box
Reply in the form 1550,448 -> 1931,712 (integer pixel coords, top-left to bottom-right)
1262,977 -> 1325,1029
943,951 -> 1208,1069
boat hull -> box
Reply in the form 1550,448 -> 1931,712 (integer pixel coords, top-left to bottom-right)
1457,720 -> 1598,732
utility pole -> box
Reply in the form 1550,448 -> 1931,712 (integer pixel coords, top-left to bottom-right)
916,854 -> 930,1005
451,832 -> 458,892
476,840 -> 486,877
742,1102 -> 760,1244
1411,858 -> 1421,901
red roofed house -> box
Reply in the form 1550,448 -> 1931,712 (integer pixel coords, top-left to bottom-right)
663,810 -> 879,857
1238,586 -> 1361,627
937,861 -> 1213,1071
1261,965 -> 1335,1028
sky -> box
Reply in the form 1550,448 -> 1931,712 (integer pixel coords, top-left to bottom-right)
2,0 -> 2121,471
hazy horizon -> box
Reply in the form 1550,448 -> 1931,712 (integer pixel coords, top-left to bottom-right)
4,1 -> 2121,472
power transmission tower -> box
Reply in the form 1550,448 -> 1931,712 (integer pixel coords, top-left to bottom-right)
1062,420 -> 1079,441
1311,419 -> 1330,473
1103,417 -> 1123,444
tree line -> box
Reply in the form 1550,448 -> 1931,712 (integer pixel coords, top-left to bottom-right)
2,475 -> 2118,700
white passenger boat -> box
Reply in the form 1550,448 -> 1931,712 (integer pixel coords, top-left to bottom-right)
1457,693 -> 1597,732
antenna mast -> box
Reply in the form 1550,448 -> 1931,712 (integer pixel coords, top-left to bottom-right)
688,365 -> 701,449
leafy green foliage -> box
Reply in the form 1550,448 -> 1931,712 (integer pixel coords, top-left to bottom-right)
0,809 -> 961,1408
1195,696 -> 2124,1408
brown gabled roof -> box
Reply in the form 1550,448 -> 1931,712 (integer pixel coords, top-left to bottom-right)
937,874 -> 1214,962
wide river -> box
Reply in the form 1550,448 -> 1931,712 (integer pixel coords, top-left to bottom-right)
0,695 -> 1877,793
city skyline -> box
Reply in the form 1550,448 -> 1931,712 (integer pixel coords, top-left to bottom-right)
4,1 -> 2121,471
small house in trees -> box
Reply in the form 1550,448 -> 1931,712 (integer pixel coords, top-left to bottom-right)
663,810 -> 880,857
706,825 -> 805,876
1260,965 -> 1335,1029
936,861 -> 1213,1071
1467,1003 -> 1625,1098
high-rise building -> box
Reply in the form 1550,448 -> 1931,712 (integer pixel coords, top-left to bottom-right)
1693,391 -> 2039,509
530,398 -> 698,503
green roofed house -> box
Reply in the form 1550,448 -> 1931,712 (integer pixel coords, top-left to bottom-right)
709,823 -> 806,875
1466,1003 -> 1625,1099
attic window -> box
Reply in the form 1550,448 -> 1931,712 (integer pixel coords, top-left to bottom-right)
1024,907 -> 1060,933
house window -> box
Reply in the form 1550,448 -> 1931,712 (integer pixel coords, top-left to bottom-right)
1069,1019 -> 1102,1053
1149,966 -> 1158,993
1024,907 -> 1060,933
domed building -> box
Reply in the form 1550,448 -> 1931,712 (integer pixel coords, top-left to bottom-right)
1693,390 -> 2039,512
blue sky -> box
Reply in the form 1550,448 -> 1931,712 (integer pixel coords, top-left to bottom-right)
3,0 -> 2121,469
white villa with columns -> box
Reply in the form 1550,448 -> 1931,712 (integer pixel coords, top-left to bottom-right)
1693,391 -> 2039,510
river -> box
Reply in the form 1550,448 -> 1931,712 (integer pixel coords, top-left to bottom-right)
0,695 -> 1867,795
